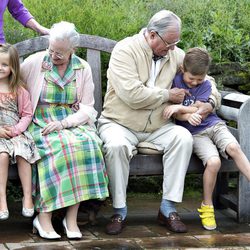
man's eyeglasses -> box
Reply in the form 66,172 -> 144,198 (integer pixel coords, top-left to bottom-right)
155,31 -> 180,48
47,48 -> 66,60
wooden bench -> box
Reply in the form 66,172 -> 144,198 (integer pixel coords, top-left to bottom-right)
10,34 -> 250,223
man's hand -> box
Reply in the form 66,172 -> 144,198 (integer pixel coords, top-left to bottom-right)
42,121 -> 63,136
0,126 -> 12,139
163,105 -> 181,119
169,88 -> 190,104
196,102 -> 213,119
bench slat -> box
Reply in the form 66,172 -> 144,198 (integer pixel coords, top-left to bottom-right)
87,49 -> 102,115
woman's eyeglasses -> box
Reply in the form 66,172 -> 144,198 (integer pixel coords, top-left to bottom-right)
47,48 -> 66,59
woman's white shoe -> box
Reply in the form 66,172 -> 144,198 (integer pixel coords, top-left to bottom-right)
33,216 -> 61,239
62,218 -> 82,239
0,210 -> 9,220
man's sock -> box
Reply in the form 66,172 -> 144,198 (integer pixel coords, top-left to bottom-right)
113,206 -> 127,220
160,199 -> 177,217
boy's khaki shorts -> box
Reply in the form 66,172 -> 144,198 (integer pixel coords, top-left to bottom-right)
193,122 -> 239,166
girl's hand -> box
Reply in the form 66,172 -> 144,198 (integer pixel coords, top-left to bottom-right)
187,113 -> 202,126
0,127 -> 12,139
41,121 -> 63,136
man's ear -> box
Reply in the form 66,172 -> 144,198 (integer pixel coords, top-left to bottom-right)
149,30 -> 157,40
178,64 -> 184,73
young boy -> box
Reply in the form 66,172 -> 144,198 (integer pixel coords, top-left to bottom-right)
163,47 -> 250,230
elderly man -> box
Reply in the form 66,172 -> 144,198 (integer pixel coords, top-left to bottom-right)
98,10 -> 220,235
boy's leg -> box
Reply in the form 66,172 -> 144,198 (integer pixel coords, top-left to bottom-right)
211,122 -> 250,181
203,156 -> 221,205
198,156 -> 220,230
193,131 -> 220,230
226,143 -> 250,181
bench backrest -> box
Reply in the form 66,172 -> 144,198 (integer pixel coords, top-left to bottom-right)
13,35 -> 250,223
14,34 -> 250,173
15,34 -> 116,117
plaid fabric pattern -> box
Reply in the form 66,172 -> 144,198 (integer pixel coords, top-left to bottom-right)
43,54 -> 84,88
29,58 -> 109,212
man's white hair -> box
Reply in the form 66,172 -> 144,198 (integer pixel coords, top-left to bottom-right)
147,10 -> 181,36
49,21 -> 79,48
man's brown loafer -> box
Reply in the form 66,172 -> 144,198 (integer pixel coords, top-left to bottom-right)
158,210 -> 187,233
105,214 -> 125,235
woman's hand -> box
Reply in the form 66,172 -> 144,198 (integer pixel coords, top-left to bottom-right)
0,126 -> 12,139
41,121 -> 63,136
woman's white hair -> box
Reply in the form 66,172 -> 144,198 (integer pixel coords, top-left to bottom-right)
49,21 -> 79,48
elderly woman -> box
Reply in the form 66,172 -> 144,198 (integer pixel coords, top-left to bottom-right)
21,21 -> 109,240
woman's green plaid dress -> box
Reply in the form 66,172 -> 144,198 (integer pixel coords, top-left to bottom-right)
29,55 -> 109,212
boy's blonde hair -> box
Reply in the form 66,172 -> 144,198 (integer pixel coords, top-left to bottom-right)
0,43 -> 23,94
183,47 -> 211,75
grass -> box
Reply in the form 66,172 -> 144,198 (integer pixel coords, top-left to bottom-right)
4,0 -> 250,63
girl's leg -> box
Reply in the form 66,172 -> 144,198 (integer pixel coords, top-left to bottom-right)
226,143 -> 250,181
65,203 -> 81,233
16,156 -> 33,209
0,153 -> 9,211
203,156 -> 221,205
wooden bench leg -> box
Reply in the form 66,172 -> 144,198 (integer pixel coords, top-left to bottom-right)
238,174 -> 250,223
213,172 -> 229,209
214,172 -> 250,223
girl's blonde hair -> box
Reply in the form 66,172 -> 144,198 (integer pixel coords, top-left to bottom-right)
0,43 -> 23,93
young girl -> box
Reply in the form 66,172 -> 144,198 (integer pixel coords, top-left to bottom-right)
0,43 -> 40,220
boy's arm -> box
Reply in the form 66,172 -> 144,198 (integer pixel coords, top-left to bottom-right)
163,104 -> 198,120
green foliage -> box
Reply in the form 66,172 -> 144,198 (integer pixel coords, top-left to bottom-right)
3,0 -> 250,63
7,181 -> 22,202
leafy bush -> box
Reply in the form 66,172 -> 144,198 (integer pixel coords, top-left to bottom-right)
4,0 -> 250,63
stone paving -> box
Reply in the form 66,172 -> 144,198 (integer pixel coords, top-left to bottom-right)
1,195 -> 250,249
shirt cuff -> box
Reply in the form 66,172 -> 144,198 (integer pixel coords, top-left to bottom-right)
163,89 -> 169,102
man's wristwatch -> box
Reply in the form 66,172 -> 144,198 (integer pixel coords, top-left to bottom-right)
208,98 -> 215,109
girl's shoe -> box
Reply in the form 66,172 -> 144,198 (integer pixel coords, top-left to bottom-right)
0,210 -> 9,220
22,198 -> 34,217
62,218 -> 82,239
33,216 -> 61,239
197,203 -> 217,230
22,207 -> 34,217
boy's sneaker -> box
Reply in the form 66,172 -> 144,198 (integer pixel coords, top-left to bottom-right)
197,203 -> 217,230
